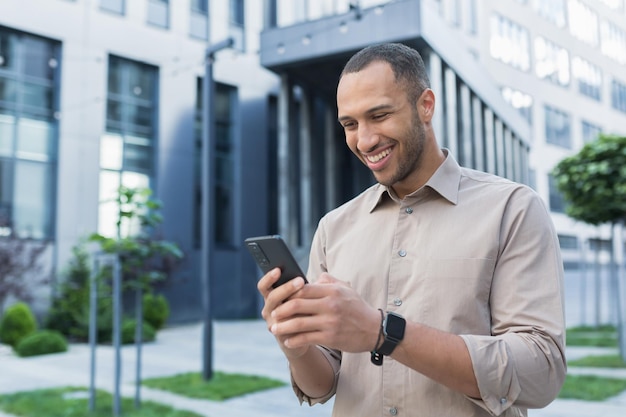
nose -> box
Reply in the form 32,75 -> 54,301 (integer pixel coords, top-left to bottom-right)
355,122 -> 380,153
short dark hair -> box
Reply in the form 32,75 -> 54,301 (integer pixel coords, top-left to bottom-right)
340,43 -> 430,103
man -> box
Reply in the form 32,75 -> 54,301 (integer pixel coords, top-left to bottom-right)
258,43 -> 566,417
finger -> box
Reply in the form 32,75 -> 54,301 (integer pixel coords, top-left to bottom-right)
257,268 -> 281,297
271,315 -> 332,350
264,277 -> 307,319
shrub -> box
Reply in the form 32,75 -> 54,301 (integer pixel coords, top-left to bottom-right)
15,330 -> 68,357
0,302 -> 37,347
44,244 -> 92,341
143,293 -> 169,330
121,319 -> 155,344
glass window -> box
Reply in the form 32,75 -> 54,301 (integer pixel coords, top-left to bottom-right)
100,133 -> 123,170
100,0 -> 125,15
568,0 -> 599,46
16,117 -> 53,160
545,105 -> 571,148
22,82 -> 54,112
0,27 -> 59,239
191,0 -> 208,13
548,173 -> 566,213
572,56 -> 602,100
535,37 -> 570,87
582,120 -> 602,143
489,14 -> 530,71
0,114 -> 15,156
611,79 -> 626,113
230,0 -> 245,26
265,0 -> 278,28
558,234 -> 578,249
467,0 -> 478,34
22,37 -> 56,80
501,87 -> 533,124
99,55 -> 158,237
593,0 -> 624,10
0,31 -> 17,70
147,0 -> 169,28
0,78 -> 17,105
14,161 -> 52,239
600,21 -> 626,65
532,0 -> 566,28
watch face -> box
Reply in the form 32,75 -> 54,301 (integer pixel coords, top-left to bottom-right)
385,313 -> 406,339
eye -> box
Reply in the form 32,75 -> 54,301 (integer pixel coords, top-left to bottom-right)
372,113 -> 388,121
342,121 -> 357,130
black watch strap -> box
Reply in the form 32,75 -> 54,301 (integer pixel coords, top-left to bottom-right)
370,311 -> 406,366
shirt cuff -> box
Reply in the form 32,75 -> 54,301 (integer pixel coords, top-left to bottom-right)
460,334 -> 522,415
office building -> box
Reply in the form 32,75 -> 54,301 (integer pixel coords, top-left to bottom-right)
1,0 -> 623,323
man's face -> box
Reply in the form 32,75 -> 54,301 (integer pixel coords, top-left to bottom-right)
337,61 -> 425,191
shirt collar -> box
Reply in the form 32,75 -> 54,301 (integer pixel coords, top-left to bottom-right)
367,149 -> 461,212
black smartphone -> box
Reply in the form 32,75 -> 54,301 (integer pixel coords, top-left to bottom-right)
244,235 -> 308,288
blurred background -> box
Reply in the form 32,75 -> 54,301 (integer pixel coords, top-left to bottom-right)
0,0 -> 624,330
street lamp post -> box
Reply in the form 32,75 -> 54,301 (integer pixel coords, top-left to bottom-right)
201,37 -> 233,380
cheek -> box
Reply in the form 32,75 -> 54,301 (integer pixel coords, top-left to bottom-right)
345,132 -> 359,154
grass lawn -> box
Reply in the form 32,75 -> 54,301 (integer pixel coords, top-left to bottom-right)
566,325 -> 618,348
559,375 -> 626,401
568,354 -> 626,368
142,371 -> 286,401
0,387 -> 201,417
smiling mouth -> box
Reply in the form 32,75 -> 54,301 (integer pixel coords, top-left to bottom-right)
365,148 -> 391,163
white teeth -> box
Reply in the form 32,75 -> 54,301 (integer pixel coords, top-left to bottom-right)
366,148 -> 391,163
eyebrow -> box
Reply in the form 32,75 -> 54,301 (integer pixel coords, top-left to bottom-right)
337,104 -> 394,123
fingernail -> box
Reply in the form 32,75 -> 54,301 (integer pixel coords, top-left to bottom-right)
270,323 -> 277,333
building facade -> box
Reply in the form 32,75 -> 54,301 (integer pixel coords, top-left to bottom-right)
1,0 -> 622,324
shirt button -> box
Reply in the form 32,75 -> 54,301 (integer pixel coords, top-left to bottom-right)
500,397 -> 507,405
405,207 -> 413,214
389,407 -> 398,415
398,249 -> 407,257
393,298 -> 402,306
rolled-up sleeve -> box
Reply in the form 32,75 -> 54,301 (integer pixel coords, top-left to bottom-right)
291,221 -> 343,406
291,345 -> 342,405
461,188 -> 567,415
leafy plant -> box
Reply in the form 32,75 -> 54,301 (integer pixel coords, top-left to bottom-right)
553,134 -> 626,361
552,134 -> 626,225
143,293 -> 169,330
0,302 -> 37,347
122,319 -> 156,344
45,244 -> 93,341
15,330 -> 68,357
89,187 -> 183,294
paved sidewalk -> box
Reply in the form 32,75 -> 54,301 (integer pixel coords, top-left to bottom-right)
0,320 -> 625,417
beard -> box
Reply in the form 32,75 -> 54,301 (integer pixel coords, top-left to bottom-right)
374,113 -> 426,187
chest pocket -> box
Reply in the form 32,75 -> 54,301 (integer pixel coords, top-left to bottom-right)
416,258 -> 495,334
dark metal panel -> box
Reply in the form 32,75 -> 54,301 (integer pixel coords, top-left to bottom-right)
260,1 -> 423,98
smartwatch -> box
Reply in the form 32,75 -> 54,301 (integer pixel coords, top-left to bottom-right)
371,311 -> 406,365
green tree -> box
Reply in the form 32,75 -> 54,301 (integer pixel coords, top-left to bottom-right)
552,134 -> 626,360
89,186 -> 183,409
89,186 -> 183,297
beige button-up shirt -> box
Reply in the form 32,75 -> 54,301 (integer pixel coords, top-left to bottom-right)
295,153 -> 566,417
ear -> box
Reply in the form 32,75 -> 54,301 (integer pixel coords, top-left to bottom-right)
416,88 -> 435,123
